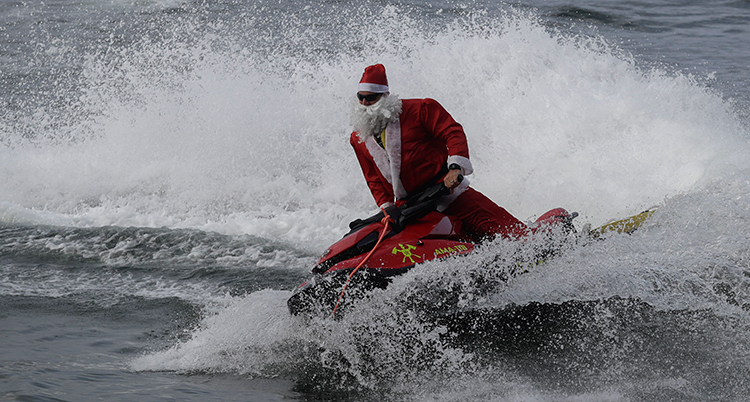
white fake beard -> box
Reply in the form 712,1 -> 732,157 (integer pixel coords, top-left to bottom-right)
351,94 -> 402,140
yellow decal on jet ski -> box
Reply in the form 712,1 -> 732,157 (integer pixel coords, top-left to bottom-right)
433,244 -> 470,257
392,243 -> 422,264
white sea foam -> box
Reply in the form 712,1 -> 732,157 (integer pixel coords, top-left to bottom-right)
130,289 -> 299,374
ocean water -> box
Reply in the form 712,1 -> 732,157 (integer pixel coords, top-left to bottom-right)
2,0 -> 750,400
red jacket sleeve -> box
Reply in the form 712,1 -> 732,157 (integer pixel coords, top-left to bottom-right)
419,98 -> 470,161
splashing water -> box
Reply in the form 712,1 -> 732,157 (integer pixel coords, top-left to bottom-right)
4,3 -> 750,400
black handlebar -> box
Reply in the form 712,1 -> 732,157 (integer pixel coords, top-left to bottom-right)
348,177 -> 461,234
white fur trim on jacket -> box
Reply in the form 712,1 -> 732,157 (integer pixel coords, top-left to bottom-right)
385,119 -> 407,199
364,135 -> 391,184
362,117 -> 407,201
447,155 -> 473,176
379,201 -> 396,210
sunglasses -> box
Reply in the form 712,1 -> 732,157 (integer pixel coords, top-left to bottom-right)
357,93 -> 382,102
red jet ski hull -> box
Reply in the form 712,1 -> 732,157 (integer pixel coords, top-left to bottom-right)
287,207 -> 573,316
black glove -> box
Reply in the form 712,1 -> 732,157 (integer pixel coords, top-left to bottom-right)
383,206 -> 403,231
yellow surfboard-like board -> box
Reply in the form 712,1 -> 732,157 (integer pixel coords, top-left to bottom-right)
590,209 -> 655,238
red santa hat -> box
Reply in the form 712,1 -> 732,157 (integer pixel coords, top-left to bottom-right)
358,64 -> 389,93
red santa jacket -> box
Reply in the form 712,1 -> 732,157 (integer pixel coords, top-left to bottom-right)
350,98 -> 474,210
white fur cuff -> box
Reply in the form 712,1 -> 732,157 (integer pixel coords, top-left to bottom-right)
447,155 -> 473,176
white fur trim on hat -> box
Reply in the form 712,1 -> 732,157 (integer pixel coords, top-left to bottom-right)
358,83 -> 389,93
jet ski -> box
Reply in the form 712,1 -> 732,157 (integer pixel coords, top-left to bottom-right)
287,180 -> 577,317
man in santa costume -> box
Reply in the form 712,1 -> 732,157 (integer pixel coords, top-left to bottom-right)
350,63 -> 529,240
